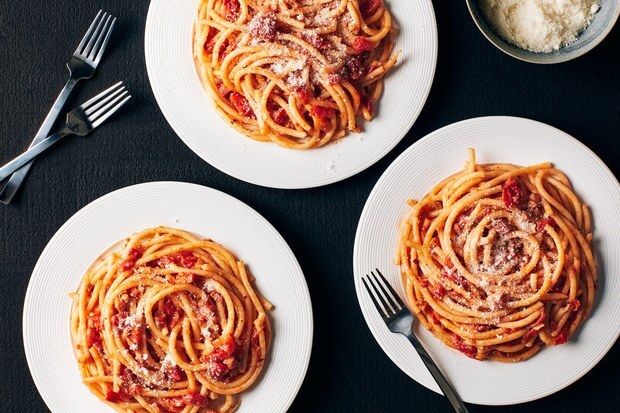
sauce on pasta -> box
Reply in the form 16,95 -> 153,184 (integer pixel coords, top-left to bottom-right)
193,0 -> 399,149
396,150 -> 596,361
70,227 -> 271,412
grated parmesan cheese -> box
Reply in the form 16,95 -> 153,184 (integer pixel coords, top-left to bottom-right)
160,354 -> 177,369
479,0 -> 601,52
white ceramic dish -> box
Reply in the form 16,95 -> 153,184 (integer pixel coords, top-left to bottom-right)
466,0 -> 620,64
353,116 -> 620,405
23,182 -> 313,412
145,0 -> 437,189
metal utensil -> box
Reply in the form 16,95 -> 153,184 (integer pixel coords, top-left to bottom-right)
0,82 -> 130,182
0,10 -> 116,204
362,269 -> 469,413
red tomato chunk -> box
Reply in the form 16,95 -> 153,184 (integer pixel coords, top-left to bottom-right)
502,177 -> 530,209
230,92 -> 256,118
536,217 -> 556,233
310,106 -> 335,120
120,248 -> 142,271
86,313 -> 103,350
272,108 -> 290,127
554,329 -> 568,345
351,36 -> 373,53
360,0 -> 383,18
223,0 -> 240,22
200,336 -> 238,381
451,333 -> 478,359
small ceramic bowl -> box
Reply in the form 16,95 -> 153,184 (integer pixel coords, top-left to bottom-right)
466,0 -> 620,64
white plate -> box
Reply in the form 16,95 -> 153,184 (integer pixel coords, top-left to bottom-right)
353,117 -> 620,405
23,182 -> 313,413
145,0 -> 437,189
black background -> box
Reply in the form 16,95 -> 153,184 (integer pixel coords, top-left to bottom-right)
0,1 -> 618,412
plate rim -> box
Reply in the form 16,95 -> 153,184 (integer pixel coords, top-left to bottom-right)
353,115 -> 620,405
144,0 -> 439,189
22,181 -> 314,413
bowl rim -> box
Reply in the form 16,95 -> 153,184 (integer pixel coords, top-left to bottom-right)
465,0 -> 620,64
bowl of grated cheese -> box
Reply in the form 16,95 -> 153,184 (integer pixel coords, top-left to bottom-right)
466,0 -> 620,63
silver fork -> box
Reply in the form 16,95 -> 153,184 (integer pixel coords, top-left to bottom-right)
362,269 -> 469,413
0,10 -> 116,204
0,83 -> 130,182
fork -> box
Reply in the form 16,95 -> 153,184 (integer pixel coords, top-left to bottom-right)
0,82 -> 130,182
0,10 -> 116,204
362,269 -> 469,413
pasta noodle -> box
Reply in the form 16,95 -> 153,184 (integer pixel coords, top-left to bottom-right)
396,149 -> 596,362
70,227 -> 271,412
193,0 -> 400,149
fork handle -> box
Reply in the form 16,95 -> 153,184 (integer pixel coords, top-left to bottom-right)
0,131 -> 70,182
0,77 -> 79,203
405,331 -> 469,413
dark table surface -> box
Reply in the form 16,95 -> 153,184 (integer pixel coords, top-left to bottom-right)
1,1 -> 618,412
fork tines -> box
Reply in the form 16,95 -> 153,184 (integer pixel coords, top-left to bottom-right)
75,10 -> 117,64
81,82 -> 131,128
362,269 -> 406,320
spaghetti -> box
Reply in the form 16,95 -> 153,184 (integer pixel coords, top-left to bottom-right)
396,149 -> 596,362
193,0 -> 400,149
70,227 -> 271,412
